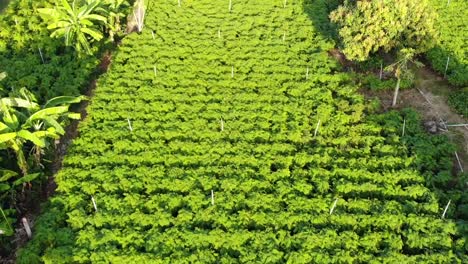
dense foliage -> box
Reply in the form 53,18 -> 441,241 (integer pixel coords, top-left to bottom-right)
427,0 -> 468,86
0,0 -> 99,100
0,0 -> 129,255
330,0 -> 437,61
448,87 -> 468,117
18,0 -> 467,263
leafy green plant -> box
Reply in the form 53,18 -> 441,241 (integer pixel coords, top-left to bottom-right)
38,0 -> 107,55
0,90 -> 85,175
448,87 -> 468,117
18,1 -> 467,263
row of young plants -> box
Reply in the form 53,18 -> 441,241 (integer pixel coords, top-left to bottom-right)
20,0 -> 467,262
427,0 -> 468,117
427,0 -> 468,87
0,0 -> 134,256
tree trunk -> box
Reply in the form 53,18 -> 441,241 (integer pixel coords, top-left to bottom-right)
392,78 -> 401,107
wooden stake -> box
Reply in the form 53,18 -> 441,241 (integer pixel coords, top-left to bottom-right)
314,119 -> 321,137
178,0 -> 181,7
229,0 -> 232,12
220,118 -> 224,131
21,217 -> 32,239
446,123 -> 468,127
127,118 -> 133,132
306,67 -> 309,80
153,65 -> 157,76
455,152 -> 464,173
91,196 -> 98,212
444,56 -> 450,78
218,29 -> 221,38
211,190 -> 214,205
151,31 -> 155,40
38,48 -> 45,64
439,117 -> 448,131
402,118 -> 406,137
282,32 -> 286,42
231,66 -> 234,78
447,0 -> 451,6
441,200 -> 451,219
329,198 -> 338,215
379,62 -> 383,80
283,0 -> 287,8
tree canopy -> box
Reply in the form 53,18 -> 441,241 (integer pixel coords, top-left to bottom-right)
330,0 -> 438,61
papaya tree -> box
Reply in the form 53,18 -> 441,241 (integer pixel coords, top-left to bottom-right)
385,49 -> 424,106
38,0 -> 107,55
0,90 -> 85,175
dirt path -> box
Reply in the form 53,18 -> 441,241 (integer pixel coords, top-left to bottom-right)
363,66 -> 468,173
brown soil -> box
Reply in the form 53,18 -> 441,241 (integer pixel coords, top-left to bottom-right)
361,66 -> 468,173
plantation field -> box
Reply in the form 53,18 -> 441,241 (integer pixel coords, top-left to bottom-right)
427,0 -> 468,86
20,0 -> 467,263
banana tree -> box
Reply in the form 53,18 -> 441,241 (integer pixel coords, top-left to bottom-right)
0,92 -> 85,175
38,0 -> 107,55
102,0 -> 129,41
385,48 -> 424,107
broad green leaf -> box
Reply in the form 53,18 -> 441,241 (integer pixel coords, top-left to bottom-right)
13,173 -> 41,186
0,98 -> 38,109
26,106 -> 69,123
44,117 -> 65,135
17,130 -> 45,147
67,113 -> 81,120
0,184 -> 10,192
44,95 -> 86,108
0,170 -> 17,182
0,133 -> 16,144
81,27 -> 103,41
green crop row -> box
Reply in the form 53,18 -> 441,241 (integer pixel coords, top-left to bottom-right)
19,0 -> 467,263
427,0 -> 468,86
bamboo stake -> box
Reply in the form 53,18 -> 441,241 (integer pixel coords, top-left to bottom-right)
282,32 -> 286,42
21,217 -> 32,239
229,0 -> 232,12
441,200 -> 451,219
314,119 -> 321,137
329,198 -> 338,215
447,0 -> 451,6
455,152 -> 464,172
178,0 -> 181,7
38,48 -> 45,64
402,118 -> 406,137
231,66 -> 234,78
444,56 -> 450,78
153,65 -> 157,76
306,67 -> 309,80
211,190 -> 215,205
218,29 -> 221,38
220,118 -> 224,131
151,31 -> 155,40
91,196 -> 98,212
283,0 -> 287,8
127,118 -> 133,132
